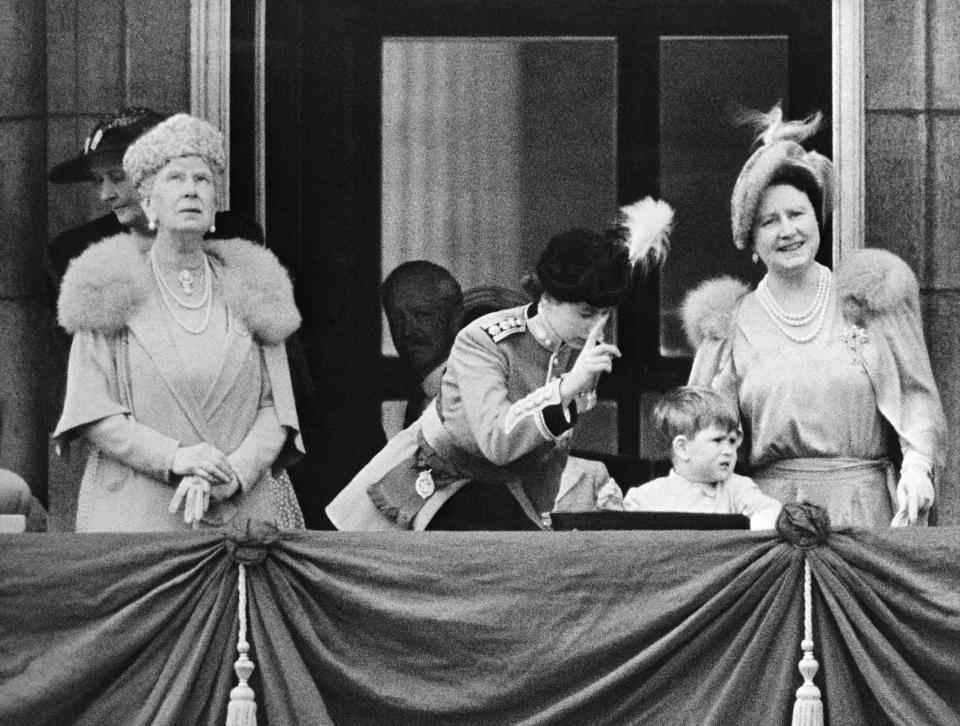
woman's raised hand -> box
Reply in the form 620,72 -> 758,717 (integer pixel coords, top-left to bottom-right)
171,443 -> 236,484
560,316 -> 621,405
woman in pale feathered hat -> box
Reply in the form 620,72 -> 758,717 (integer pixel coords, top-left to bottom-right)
327,199 -> 673,531
54,114 -> 305,531
684,104 -> 945,527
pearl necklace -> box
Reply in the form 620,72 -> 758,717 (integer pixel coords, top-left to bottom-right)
149,247 -> 210,310
757,266 -> 829,325
756,269 -> 832,344
149,248 -> 213,334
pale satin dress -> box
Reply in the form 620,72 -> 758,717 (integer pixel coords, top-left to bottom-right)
689,260 -> 944,528
731,288 -> 894,526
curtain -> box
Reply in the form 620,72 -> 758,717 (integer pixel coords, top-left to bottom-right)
2,525 -> 960,725
381,40 -> 523,290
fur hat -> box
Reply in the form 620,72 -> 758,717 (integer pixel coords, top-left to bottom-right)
48,107 -> 166,184
730,104 -> 835,250
122,113 -> 226,191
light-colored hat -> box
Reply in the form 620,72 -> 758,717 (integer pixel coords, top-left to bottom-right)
122,113 -> 225,190
730,105 -> 835,250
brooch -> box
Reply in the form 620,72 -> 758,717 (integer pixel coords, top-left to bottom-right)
839,324 -> 868,356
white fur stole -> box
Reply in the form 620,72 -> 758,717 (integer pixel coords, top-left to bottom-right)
835,248 -> 920,325
58,233 -> 300,345
682,277 -> 751,348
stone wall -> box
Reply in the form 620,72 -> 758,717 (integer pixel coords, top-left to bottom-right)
46,0 -> 191,239
865,0 -> 960,523
0,1 -> 49,506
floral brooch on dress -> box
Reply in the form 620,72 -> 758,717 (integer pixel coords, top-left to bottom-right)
839,324 -> 868,356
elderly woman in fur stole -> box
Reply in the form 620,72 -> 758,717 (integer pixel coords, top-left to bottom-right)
53,114 -> 305,532
684,105 -> 945,528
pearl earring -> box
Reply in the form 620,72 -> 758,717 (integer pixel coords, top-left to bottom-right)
148,219 -> 156,231
752,252 -> 759,264
209,222 -> 216,234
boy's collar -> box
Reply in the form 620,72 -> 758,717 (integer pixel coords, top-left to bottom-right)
668,468 -> 721,497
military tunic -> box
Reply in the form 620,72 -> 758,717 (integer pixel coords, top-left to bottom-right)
327,303 -> 591,530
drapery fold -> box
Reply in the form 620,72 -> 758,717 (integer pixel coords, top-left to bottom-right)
2,526 -> 960,725
809,529 -> 960,725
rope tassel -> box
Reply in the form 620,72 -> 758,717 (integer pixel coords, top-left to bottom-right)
792,558 -> 823,726
226,563 -> 257,726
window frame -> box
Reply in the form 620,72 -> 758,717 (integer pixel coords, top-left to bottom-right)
191,0 -> 865,262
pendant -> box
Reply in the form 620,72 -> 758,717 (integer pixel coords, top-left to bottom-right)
177,269 -> 195,294
414,469 -> 435,499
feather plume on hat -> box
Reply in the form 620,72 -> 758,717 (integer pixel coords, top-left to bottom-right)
736,103 -> 824,148
617,197 -> 674,271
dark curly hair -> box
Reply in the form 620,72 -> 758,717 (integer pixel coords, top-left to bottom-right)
522,228 -> 632,309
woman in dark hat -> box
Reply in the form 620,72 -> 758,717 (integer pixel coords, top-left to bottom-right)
327,199 -> 672,531
53,115 -> 304,531
684,105 -> 945,527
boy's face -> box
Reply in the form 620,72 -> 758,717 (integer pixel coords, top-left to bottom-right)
679,425 -> 741,483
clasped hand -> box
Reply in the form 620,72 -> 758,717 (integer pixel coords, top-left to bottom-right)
171,442 -> 236,484
169,443 -> 240,525
560,316 -> 621,405
168,475 -> 240,525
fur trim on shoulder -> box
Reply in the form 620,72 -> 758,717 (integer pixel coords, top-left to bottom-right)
205,238 -> 300,345
57,233 -> 300,344
58,233 -> 151,336
836,248 -> 920,324
682,277 -> 752,347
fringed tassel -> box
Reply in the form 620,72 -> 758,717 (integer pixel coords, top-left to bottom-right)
226,563 -> 257,726
792,558 -> 823,726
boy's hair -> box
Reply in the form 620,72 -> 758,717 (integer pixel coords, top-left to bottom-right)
653,386 -> 740,451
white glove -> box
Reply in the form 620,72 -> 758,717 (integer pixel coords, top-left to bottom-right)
169,475 -> 211,526
560,316 -> 621,406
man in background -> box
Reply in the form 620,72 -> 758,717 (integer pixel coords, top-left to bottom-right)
382,261 -> 464,427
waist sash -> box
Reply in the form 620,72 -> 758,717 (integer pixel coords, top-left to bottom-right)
366,403 -> 545,530
752,457 -> 891,482
752,457 -> 897,527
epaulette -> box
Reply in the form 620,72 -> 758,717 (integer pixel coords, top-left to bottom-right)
481,313 -> 526,343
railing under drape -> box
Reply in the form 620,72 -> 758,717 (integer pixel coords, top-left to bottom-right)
2,508 -> 960,725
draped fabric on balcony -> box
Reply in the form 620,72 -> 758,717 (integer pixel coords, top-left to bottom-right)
2,524 -> 960,725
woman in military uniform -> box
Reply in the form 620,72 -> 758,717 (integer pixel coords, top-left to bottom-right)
327,201 -> 672,530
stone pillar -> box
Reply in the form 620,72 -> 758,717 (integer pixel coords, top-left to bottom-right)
0,0 -> 49,503
865,0 -> 960,524
924,0 -> 960,525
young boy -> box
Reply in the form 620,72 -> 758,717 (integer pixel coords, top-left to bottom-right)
597,386 -> 781,530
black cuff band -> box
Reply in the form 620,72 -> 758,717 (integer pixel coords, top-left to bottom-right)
542,400 -> 577,438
